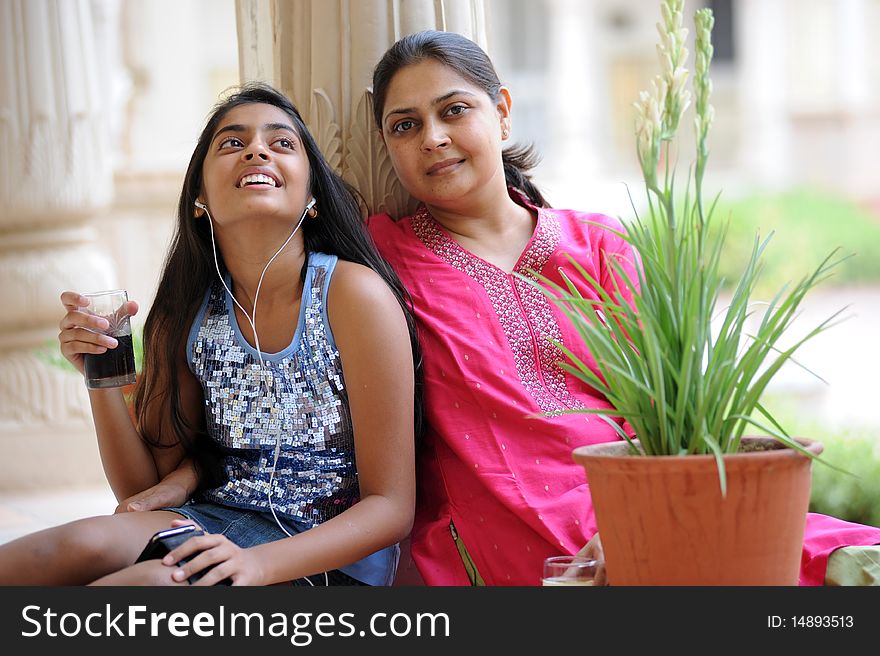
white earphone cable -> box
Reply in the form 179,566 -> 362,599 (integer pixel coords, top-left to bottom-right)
201,199 -> 329,586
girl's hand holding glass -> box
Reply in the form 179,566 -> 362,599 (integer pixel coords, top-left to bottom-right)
58,290 -> 139,379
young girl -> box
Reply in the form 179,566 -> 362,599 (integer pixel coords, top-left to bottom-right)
0,83 -> 420,586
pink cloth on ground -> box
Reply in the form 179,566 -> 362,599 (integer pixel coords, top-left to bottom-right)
368,191 -> 880,586
801,513 -> 880,585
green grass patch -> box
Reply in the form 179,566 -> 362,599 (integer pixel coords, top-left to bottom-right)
708,188 -> 880,293
808,428 -> 880,529
757,394 -> 880,528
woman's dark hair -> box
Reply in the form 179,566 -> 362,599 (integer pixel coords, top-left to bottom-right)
371,29 -> 548,208
134,82 -> 423,489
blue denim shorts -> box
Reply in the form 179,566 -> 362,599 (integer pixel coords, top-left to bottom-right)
165,502 -> 368,586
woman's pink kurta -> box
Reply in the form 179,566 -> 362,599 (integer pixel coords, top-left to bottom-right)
369,195 -> 637,585
368,193 -> 880,586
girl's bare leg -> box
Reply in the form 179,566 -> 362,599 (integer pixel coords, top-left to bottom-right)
0,510 -> 185,585
89,558 -> 190,586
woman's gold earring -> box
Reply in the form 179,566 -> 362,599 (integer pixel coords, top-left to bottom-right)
307,205 -> 318,219
502,129 -> 510,139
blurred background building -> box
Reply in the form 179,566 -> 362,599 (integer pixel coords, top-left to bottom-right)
1,0 -> 878,504
493,0 -> 880,213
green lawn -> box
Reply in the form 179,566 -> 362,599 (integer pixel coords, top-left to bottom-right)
758,394 -> 880,528
809,427 -> 880,528
709,188 -> 880,293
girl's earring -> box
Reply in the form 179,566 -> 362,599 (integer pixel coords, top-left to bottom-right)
307,204 -> 318,219
502,128 -> 510,139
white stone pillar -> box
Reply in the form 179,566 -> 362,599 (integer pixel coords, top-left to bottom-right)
736,0 -> 792,189
235,0 -> 488,218
0,0 -> 118,490
543,0 -> 600,187
838,0 -> 870,110
835,0 -> 874,198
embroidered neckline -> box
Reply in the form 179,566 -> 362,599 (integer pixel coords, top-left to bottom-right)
411,194 -> 580,412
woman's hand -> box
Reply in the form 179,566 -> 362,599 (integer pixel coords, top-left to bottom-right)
115,479 -> 190,513
162,519 -> 268,586
576,533 -> 608,586
115,460 -> 200,513
58,291 -> 139,375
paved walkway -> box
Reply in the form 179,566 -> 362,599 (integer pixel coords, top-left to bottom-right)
761,285 -> 880,431
0,485 -> 115,546
2,285 -> 878,547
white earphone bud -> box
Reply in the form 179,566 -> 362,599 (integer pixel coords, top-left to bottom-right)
305,197 -> 316,211
194,200 -> 207,211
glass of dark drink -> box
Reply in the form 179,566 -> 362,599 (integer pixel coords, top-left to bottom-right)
82,289 -> 137,389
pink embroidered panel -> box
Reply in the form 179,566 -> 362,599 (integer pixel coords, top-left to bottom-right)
411,206 -> 581,412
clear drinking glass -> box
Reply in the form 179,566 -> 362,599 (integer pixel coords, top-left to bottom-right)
82,289 -> 137,389
542,555 -> 597,586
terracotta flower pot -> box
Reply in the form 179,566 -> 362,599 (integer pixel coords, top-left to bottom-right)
572,436 -> 823,586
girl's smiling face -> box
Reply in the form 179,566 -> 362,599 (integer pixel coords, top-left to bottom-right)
380,58 -> 512,209
200,102 -> 312,226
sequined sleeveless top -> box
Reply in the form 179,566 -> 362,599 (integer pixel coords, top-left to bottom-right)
186,252 -> 356,528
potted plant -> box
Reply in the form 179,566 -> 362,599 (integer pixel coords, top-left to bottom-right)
532,0 -> 844,585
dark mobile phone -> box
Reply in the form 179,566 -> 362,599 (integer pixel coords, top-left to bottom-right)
135,525 -> 231,585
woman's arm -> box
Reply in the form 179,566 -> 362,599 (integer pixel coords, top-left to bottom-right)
131,351 -> 205,490
115,458 -> 200,513
162,261 -> 416,584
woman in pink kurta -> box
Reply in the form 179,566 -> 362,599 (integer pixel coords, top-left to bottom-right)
369,195 -> 636,585
368,30 -> 880,586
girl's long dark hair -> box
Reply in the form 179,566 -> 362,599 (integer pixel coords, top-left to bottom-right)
371,29 -> 549,208
134,82 -> 423,490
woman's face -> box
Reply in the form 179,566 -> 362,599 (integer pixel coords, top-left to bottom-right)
199,102 -> 312,226
379,59 -> 511,209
